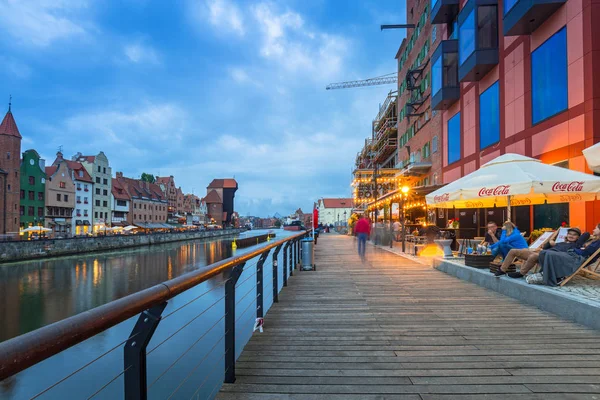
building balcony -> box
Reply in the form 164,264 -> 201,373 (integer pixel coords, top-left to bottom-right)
458,0 -> 499,82
84,188 -> 89,192
77,200 -> 81,204
399,161 -> 433,177
503,0 -> 565,36
77,187 -> 81,191
431,0 -> 459,24
431,40 -> 460,110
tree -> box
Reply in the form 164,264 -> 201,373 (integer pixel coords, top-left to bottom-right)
274,220 -> 282,228
141,173 -> 156,183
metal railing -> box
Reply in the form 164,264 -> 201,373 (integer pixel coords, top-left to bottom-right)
0,230 -> 309,399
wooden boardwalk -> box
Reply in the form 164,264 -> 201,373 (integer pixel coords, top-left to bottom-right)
218,235 -> 600,399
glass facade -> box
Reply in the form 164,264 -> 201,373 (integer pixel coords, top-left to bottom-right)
459,10 -> 475,64
477,6 -> 498,50
504,0 -> 517,14
447,112 -> 461,164
531,27 -> 568,124
479,81 -> 500,149
432,57 -> 442,96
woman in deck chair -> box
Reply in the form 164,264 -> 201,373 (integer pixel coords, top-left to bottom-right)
537,224 -> 600,286
489,221 -> 528,259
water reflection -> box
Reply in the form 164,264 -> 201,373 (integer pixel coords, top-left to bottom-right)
0,232 -> 280,343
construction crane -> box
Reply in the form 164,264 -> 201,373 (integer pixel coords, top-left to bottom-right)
326,73 -> 397,90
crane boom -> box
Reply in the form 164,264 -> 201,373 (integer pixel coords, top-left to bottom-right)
326,73 -> 398,90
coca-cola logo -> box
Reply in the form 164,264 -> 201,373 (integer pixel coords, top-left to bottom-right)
465,201 -> 484,208
434,193 -> 450,203
510,198 -> 531,206
478,185 -> 511,197
559,194 -> 583,202
552,181 -> 583,192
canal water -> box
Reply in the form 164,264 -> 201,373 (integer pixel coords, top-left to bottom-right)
0,229 -> 296,399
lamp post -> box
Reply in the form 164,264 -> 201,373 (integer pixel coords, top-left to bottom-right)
401,186 -> 410,253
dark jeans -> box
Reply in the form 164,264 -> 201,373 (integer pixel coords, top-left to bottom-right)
357,233 -> 367,257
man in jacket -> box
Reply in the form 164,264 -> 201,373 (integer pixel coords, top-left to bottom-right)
496,227 -> 588,278
354,216 -> 371,260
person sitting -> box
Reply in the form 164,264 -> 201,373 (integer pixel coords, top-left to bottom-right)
481,221 -> 502,246
537,224 -> 600,286
489,221 -> 528,260
495,227 -> 588,278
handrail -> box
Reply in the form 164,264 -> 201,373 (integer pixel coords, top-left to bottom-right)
0,230 -> 308,381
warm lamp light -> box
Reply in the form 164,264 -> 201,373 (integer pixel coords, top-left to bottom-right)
401,186 -> 410,194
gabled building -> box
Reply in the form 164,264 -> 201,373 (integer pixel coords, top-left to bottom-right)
54,153 -> 94,235
317,198 -> 354,227
111,178 -> 130,226
45,162 -> 75,237
74,152 -> 112,229
115,172 -> 168,226
19,149 -> 46,232
204,189 -> 223,225
156,175 -> 178,222
0,103 -> 22,237
206,178 -> 238,227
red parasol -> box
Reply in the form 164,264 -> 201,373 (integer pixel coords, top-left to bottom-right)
313,208 -> 319,229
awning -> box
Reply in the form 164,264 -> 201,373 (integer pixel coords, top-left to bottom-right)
76,220 -> 83,226
135,223 -> 150,229
55,221 -> 67,226
167,223 -> 184,228
583,142 -> 600,174
83,220 -> 91,226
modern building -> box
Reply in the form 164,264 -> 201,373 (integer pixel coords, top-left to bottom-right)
115,172 -> 168,226
429,0 -> 600,232
45,162 -> 75,237
74,152 -> 112,229
19,149 -> 46,232
317,198 -> 354,227
0,103 -> 22,237
206,179 -> 238,226
54,153 -> 94,236
110,178 -> 130,227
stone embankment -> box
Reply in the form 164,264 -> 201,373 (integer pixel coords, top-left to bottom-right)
0,229 -> 245,263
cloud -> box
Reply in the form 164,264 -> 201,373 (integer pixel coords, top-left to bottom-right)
189,0 -> 245,36
228,67 -> 262,87
0,0 -> 91,47
0,57 -> 32,79
123,42 -> 160,64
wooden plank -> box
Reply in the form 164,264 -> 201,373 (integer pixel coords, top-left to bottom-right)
219,235 -> 600,398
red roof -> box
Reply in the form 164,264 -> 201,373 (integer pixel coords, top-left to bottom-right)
0,110 -> 22,139
322,198 -> 353,209
155,176 -> 172,185
118,176 -> 166,202
204,189 -> 222,203
45,166 -> 57,177
112,179 -> 130,200
63,160 -> 93,183
208,178 -> 237,189
77,155 -> 96,163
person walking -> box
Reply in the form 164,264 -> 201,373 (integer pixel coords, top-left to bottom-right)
392,220 -> 401,242
355,216 -> 371,260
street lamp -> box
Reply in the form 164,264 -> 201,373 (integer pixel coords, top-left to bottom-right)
401,186 -> 410,253
343,210 -> 347,227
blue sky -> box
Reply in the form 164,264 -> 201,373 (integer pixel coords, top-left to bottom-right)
0,0 -> 406,217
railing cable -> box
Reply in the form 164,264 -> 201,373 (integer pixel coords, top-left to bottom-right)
86,364 -> 133,400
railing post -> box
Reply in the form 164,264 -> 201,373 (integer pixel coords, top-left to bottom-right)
289,241 -> 294,277
272,245 -> 283,303
124,302 -> 168,400
282,244 -> 289,287
224,262 -> 246,384
256,252 -> 269,319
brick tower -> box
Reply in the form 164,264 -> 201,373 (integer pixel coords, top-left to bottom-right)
0,99 -> 23,235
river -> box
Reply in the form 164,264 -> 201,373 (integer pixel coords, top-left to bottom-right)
0,229 -> 295,399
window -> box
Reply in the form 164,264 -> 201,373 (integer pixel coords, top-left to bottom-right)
77,196 -> 81,203
38,192 -> 44,201
459,10 -> 475,64
479,81 -> 500,149
59,182 -> 66,189
20,190 -> 25,199
64,195 -> 68,202
38,207 -> 43,217
432,57 -> 442,95
19,206 -> 24,216
78,171 -> 83,178
103,201 -> 108,207
84,184 -> 88,191
432,25 -> 437,44
103,178 -> 107,185
98,166 -> 101,173
7,184 -> 10,191
477,6 -> 498,50
84,197 -> 88,203
117,200 -> 127,206
96,200 -> 100,206
447,112 -> 461,164
28,191 -> 35,200
96,188 -> 101,195
96,177 -> 101,184
103,167 -> 106,174
28,176 -> 35,185
84,210 -> 88,216
103,189 -> 107,196
134,203 -> 137,209
95,212 -> 98,218
28,206 -> 34,216
144,204 -> 147,210
56,194 -> 61,201
6,152 -> 10,159
77,183 -> 81,190
532,27 -> 567,124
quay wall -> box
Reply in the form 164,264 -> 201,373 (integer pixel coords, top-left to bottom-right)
0,229 -> 246,263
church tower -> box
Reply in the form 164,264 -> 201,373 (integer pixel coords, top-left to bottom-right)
0,98 -> 23,235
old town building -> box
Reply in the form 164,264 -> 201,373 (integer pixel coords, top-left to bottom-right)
19,149 -> 46,231
111,178 -> 130,226
0,103 -> 22,237
115,172 -> 168,226
74,152 -> 112,230
45,161 -> 75,236
206,179 -> 238,227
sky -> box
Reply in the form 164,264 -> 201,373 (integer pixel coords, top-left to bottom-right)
0,0 -> 406,217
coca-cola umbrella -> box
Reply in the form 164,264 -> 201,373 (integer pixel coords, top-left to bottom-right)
425,153 -> 600,219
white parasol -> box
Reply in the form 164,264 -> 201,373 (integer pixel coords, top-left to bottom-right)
426,153 -> 600,219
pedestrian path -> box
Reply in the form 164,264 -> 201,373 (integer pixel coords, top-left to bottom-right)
218,234 -> 600,399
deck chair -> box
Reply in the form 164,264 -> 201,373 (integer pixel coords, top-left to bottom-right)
559,247 -> 600,286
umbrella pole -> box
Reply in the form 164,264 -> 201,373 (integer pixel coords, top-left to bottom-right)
507,195 -> 512,222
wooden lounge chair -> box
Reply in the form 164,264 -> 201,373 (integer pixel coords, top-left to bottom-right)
559,247 -> 600,286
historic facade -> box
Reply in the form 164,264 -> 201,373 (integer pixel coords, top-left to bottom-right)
0,104 -> 22,237
19,149 -> 46,232
74,152 -> 112,229
45,162 -> 75,236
